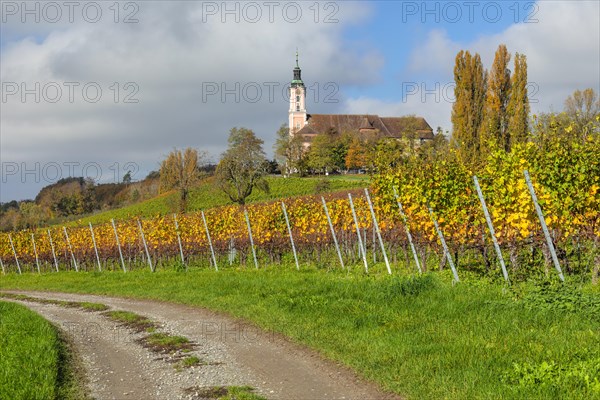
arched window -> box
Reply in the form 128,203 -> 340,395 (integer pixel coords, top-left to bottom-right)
296,104 -> 300,111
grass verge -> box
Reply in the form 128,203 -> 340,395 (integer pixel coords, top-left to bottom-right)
0,293 -> 108,312
0,301 -> 89,399
1,268 -> 599,399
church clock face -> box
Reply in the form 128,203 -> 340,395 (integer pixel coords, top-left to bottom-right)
295,88 -> 301,95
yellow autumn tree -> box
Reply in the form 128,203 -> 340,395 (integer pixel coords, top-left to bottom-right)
481,44 -> 512,151
159,148 -> 204,212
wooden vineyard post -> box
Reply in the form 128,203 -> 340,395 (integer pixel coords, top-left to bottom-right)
201,211 -> 218,271
523,170 -> 565,282
348,193 -> 368,273
173,214 -> 186,269
8,234 -> 21,274
48,229 -> 59,272
364,189 -> 391,274
89,223 -> 102,272
281,201 -> 300,271
0,256 -> 5,274
427,206 -> 459,282
244,209 -> 259,269
473,176 -> 509,282
63,227 -> 79,272
392,187 -> 422,274
321,196 -> 345,270
137,219 -> 153,272
31,234 -> 41,273
111,219 -> 127,272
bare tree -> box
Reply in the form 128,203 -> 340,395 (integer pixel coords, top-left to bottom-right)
565,88 -> 600,128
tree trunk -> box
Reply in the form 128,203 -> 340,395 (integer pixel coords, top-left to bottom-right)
439,248 -> 447,271
454,248 -> 460,271
419,245 -> 428,272
509,241 -> 519,272
481,229 -> 491,272
542,243 -> 551,278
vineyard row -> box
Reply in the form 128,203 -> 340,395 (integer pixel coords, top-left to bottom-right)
1,171 -> 598,282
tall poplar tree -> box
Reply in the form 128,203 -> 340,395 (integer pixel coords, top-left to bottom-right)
451,50 -> 487,164
481,44 -> 512,150
506,53 -> 530,149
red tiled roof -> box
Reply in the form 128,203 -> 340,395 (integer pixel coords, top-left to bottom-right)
296,114 -> 433,140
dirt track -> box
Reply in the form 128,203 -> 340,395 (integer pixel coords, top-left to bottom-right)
2,290 -> 400,400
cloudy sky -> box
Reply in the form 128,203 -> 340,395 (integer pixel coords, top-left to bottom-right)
1,0 -> 599,201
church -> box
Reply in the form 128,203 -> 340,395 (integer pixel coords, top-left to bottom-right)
288,54 -> 434,146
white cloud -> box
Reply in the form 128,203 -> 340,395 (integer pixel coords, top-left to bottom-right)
345,1 -> 600,133
2,1 -> 598,201
470,1 -> 600,111
1,1 -> 379,200
406,29 -> 461,78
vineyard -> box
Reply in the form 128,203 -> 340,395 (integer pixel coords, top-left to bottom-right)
1,135 -> 599,400
1,138 -> 599,282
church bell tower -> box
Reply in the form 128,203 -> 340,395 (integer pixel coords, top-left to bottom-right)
289,50 -> 307,136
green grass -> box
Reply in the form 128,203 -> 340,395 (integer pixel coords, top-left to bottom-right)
184,385 -> 266,400
0,293 -> 109,312
66,175 -> 368,227
142,332 -> 193,353
103,310 -> 156,332
221,385 -> 265,400
0,301 -> 87,399
1,268 -> 599,399
77,301 -> 109,312
178,355 -> 202,369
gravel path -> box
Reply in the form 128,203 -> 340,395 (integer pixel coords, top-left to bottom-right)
3,290 -> 400,400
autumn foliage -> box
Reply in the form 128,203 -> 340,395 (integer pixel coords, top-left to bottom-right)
1,128 -> 598,278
